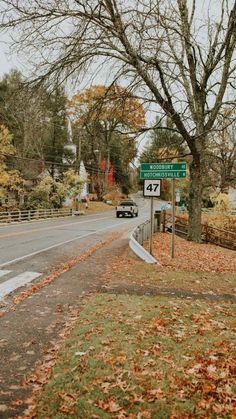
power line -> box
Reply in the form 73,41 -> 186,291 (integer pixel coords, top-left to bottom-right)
1,152 -> 135,182
1,148 -> 136,172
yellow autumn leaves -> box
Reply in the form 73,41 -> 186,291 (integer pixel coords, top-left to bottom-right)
0,125 -> 24,201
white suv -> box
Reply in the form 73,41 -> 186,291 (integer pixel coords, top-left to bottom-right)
116,200 -> 138,218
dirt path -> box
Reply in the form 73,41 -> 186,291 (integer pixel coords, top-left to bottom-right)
99,282 -> 236,301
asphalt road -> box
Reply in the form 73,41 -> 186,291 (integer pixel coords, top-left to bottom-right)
0,197 -> 168,302
0,196 -> 168,301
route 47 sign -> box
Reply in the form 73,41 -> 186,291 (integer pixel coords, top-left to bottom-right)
143,179 -> 161,197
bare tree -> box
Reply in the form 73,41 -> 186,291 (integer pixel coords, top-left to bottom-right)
209,113 -> 236,192
1,0 -> 236,241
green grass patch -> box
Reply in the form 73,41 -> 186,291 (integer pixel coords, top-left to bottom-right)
34,294 -> 235,418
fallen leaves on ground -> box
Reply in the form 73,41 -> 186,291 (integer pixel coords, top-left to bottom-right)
20,306 -> 84,418
95,398 -> 123,413
5,231 -> 235,418
103,234 -> 235,295
23,294 -> 235,418
149,233 -> 236,272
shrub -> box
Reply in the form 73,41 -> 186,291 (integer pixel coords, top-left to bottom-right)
27,176 -> 65,209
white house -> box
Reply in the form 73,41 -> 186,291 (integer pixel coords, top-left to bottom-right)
229,186 -> 236,209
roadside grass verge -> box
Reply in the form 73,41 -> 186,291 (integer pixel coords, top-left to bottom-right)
24,234 -> 235,418
31,294 -> 235,418
105,256 -> 236,295
103,232 -> 236,295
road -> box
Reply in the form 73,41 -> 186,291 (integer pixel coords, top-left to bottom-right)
0,197 -> 169,301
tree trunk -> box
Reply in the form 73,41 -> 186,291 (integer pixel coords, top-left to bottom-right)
187,156 -> 203,242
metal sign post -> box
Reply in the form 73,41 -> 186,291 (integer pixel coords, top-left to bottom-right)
143,180 -> 161,256
149,197 -> 154,255
171,178 -> 175,259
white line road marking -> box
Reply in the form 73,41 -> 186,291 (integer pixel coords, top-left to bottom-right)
0,269 -> 11,278
0,271 -> 42,299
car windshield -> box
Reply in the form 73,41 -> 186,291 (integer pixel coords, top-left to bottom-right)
120,201 -> 135,206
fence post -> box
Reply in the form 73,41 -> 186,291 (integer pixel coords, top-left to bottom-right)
154,210 -> 161,232
141,225 -> 144,245
205,224 -> 209,243
146,223 -> 148,240
162,210 -> 166,232
136,228 -> 139,242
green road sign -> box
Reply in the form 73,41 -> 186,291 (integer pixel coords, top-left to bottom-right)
140,162 -> 187,179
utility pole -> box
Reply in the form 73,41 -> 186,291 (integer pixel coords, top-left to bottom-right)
75,135 -> 81,211
105,147 -> 110,189
76,136 -> 81,174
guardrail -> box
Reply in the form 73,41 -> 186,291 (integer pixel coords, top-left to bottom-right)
133,220 -> 151,245
0,208 -> 74,224
202,208 -> 236,215
129,213 -> 162,264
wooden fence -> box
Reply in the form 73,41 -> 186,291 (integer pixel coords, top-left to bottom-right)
0,208 -> 74,224
163,211 -> 236,251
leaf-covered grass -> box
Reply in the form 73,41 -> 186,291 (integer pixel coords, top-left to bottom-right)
105,257 -> 236,295
32,294 -> 235,418
24,234 -> 235,418
149,233 -> 236,273
105,237 -> 236,295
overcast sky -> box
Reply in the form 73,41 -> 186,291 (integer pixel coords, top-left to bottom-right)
0,0 -> 226,80
0,0 -> 222,78
0,31 -> 22,77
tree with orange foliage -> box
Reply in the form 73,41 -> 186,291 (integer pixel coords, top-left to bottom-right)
67,84 -> 145,133
67,85 -> 145,195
